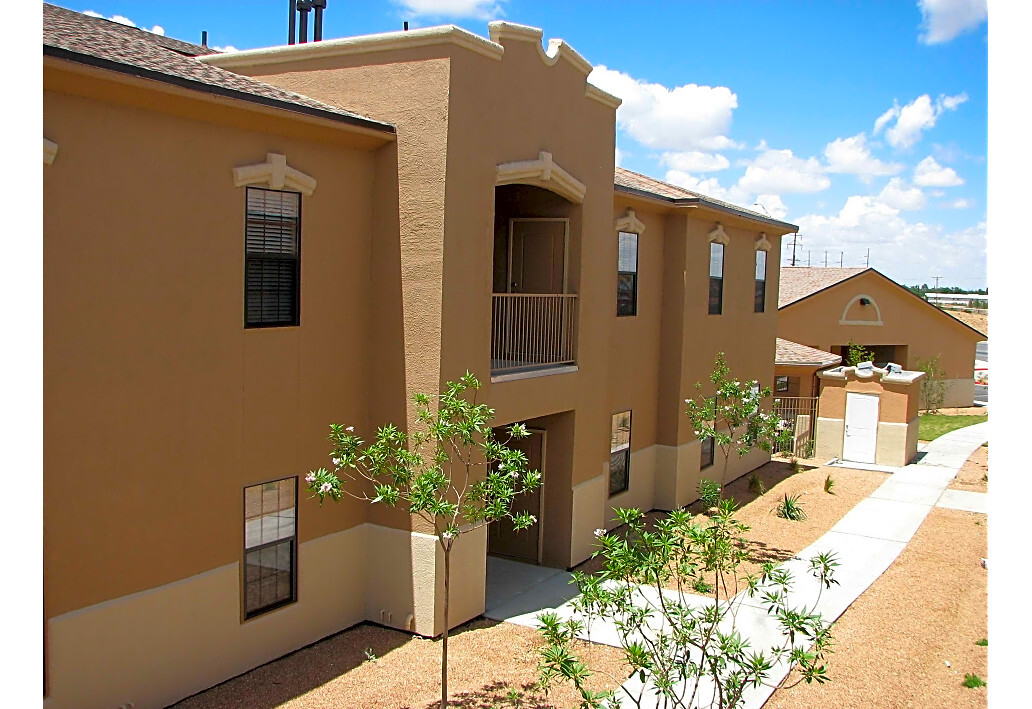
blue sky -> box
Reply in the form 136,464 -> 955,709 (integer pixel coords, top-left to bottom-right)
64,0 -> 988,288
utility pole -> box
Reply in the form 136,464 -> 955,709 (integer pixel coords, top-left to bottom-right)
824,251 -> 828,267
865,248 -> 870,267
807,250 -> 811,266
840,252 -> 844,267
933,276 -> 942,292
788,232 -> 800,266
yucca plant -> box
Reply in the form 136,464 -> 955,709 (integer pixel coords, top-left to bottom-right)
824,474 -> 836,495
776,492 -> 807,521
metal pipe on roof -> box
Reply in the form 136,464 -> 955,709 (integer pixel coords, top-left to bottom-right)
298,0 -> 311,43
313,0 -> 326,42
288,0 -> 296,45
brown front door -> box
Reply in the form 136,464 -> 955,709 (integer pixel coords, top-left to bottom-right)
509,219 -> 567,294
488,428 -> 544,564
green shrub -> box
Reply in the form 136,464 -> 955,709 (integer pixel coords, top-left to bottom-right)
962,673 -> 986,688
824,474 -> 836,495
698,478 -> 721,509
975,638 -> 988,647
776,492 -> 807,521
691,575 -> 713,594
748,471 -> 767,496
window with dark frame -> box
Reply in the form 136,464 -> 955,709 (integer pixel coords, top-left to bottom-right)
775,375 -> 789,393
700,396 -> 716,469
708,242 -> 724,315
609,410 -> 632,496
754,249 -> 767,313
243,477 -> 297,619
617,231 -> 639,316
245,187 -> 301,328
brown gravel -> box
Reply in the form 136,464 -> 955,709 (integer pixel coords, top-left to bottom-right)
764,506 -> 988,709
575,461 -> 887,593
932,406 -> 988,416
945,309 -> 988,336
172,618 -> 629,709
950,445 -> 988,492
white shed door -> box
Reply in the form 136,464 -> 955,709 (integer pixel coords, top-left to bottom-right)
843,392 -> 879,464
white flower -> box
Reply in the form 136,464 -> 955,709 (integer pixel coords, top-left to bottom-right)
319,482 -> 332,494
528,515 -> 537,523
331,457 -> 341,467
346,426 -> 355,432
442,530 -> 455,540
305,472 -> 316,483
594,528 -> 607,538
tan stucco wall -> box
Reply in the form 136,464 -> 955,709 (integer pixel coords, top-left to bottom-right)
876,420 -> 919,467
773,364 -> 822,399
815,417 -> 844,461
778,270 -> 982,395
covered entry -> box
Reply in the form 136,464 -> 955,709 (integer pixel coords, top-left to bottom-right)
488,427 -> 545,564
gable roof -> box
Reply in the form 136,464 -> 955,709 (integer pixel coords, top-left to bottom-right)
775,339 -> 841,367
778,267 -> 867,308
778,266 -> 986,340
43,3 -> 395,136
614,167 -> 798,231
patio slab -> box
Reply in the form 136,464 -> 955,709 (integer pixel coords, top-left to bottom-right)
829,496 -> 932,543
869,478 -> 948,505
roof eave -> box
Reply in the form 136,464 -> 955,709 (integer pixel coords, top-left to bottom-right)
614,183 -> 798,231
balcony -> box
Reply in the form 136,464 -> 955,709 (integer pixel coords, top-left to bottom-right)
491,293 -> 577,376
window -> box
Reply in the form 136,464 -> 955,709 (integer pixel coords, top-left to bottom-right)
708,242 -> 724,315
243,477 -> 297,619
754,250 -> 767,313
245,187 -> 300,328
609,410 -> 632,496
775,375 -> 789,393
700,397 -> 715,469
617,231 -> 638,316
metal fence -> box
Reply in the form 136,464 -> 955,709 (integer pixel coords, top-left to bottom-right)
491,293 -> 578,374
772,396 -> 820,458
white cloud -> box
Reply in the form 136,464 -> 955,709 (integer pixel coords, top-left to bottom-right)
82,10 -> 165,35
213,45 -> 239,53
664,170 -> 751,206
737,147 -> 830,195
395,0 -> 505,19
754,194 -> 788,220
824,133 -> 903,180
918,0 -> 988,44
614,146 -> 624,168
913,156 -> 964,186
660,150 -> 730,173
588,66 -> 741,152
873,93 -> 968,149
945,197 -> 974,209
878,178 -> 927,211
793,196 -> 986,286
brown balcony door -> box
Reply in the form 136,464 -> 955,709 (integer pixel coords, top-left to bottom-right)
488,428 -> 544,564
509,219 -> 567,294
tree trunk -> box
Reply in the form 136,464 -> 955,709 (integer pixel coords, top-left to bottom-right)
440,541 -> 451,709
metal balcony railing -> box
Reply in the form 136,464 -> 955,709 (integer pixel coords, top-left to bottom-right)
491,293 -> 577,374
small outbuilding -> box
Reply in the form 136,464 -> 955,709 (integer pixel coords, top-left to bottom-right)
815,362 -> 925,467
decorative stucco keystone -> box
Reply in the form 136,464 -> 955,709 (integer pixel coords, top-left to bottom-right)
233,153 -> 316,195
755,233 -> 771,251
707,223 -> 730,245
44,138 -> 58,165
496,151 -> 586,204
614,208 -> 645,234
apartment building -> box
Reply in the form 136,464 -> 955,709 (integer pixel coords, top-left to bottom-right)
43,5 -> 797,707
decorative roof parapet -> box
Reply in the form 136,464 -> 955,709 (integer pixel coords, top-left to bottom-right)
233,152 -> 317,195
496,151 -> 586,204
818,363 -> 925,384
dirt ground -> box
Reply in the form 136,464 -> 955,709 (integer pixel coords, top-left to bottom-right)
950,445 -> 988,492
172,619 -> 628,709
932,406 -> 988,416
945,309 -> 988,336
574,460 -> 887,593
764,506 -> 988,709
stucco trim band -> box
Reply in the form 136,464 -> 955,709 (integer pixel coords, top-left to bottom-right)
44,137 -> 58,165
496,151 -> 586,204
838,293 -> 884,325
707,223 -> 730,245
614,208 -> 646,234
199,25 -> 504,68
488,21 -> 593,75
233,152 -> 317,195
585,83 -> 623,109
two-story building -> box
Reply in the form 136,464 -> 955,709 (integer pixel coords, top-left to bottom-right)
42,5 -> 797,708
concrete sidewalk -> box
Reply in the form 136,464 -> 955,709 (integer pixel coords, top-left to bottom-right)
485,421 -> 988,709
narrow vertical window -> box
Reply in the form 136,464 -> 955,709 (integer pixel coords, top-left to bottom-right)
617,231 -> 638,316
609,410 -> 632,496
245,187 -> 300,328
243,477 -> 297,619
700,396 -> 716,469
754,249 -> 767,313
708,242 -> 724,315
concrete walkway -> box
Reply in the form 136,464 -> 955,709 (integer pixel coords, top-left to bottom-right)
484,421 -> 988,709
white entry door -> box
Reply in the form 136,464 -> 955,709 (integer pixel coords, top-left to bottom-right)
843,392 -> 879,463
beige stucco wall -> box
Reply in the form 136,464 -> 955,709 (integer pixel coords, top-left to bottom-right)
876,420 -> 919,467
778,270 -> 983,406
815,417 -> 845,461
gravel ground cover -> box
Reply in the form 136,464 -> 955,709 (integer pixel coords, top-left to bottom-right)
949,445 -> 988,492
575,460 -> 887,592
764,505 -> 988,709
945,309 -> 988,336
172,618 -> 628,709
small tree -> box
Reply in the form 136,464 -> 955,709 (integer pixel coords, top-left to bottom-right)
844,339 -> 874,367
305,372 -> 542,709
914,354 -> 948,413
684,352 -> 791,486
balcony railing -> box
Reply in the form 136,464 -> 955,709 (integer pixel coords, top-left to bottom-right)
491,293 -> 577,374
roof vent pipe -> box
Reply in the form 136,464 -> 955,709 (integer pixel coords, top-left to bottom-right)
313,0 -> 327,42
201,30 -> 207,47
288,0 -> 296,45
297,0 -> 311,43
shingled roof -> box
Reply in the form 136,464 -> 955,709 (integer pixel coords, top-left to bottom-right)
775,338 -> 841,367
43,3 -> 394,135
778,266 -> 868,308
614,167 -> 798,231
